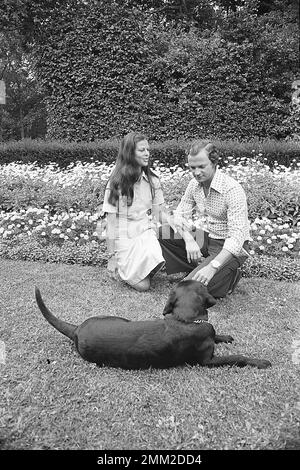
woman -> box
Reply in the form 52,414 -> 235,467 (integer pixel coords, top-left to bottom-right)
100,132 -> 165,292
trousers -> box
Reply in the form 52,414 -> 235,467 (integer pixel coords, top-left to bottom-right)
158,225 -> 248,298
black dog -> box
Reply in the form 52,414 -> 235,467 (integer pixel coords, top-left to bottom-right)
35,281 -> 271,369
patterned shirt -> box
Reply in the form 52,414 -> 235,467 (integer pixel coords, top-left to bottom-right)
174,169 -> 250,257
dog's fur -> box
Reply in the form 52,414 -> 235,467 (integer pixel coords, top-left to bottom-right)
35,280 -> 271,369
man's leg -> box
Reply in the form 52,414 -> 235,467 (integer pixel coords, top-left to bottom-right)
158,224 -> 199,274
185,238 -> 247,299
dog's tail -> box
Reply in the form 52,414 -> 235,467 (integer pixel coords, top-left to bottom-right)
35,287 -> 77,340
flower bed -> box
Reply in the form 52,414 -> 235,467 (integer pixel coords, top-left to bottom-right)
0,157 -> 299,280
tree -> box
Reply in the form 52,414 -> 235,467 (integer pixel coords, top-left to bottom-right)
0,32 -> 46,140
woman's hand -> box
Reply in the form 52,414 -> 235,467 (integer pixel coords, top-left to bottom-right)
185,239 -> 202,263
95,219 -> 107,240
107,256 -> 118,279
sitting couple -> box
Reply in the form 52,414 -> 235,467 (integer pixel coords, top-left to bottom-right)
99,132 -> 250,299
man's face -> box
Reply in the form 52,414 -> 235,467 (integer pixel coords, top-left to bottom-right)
188,149 -> 216,184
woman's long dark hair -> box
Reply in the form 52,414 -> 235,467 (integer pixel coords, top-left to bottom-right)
108,132 -> 156,207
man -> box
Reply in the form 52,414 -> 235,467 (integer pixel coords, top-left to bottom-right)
159,141 -> 250,299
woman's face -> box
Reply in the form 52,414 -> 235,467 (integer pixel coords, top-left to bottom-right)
134,139 -> 150,168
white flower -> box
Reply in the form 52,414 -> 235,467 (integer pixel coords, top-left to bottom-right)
288,244 -> 294,249
259,245 -> 265,250
259,229 -> 266,235
282,246 -> 289,252
257,236 -> 262,241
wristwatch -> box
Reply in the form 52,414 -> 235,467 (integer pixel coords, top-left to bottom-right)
210,259 -> 221,270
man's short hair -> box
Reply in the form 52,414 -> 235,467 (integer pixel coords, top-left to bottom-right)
188,141 -> 220,165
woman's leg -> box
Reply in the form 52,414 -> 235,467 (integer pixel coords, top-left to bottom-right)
128,276 -> 151,292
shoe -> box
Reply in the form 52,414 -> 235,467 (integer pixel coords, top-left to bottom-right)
228,268 -> 242,295
149,261 -> 166,278
166,272 -> 188,283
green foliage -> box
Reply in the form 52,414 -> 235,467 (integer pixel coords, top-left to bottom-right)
0,137 -> 299,167
0,234 -> 299,281
0,235 -> 107,265
0,139 -> 119,167
149,16 -> 298,139
1,156 -> 299,263
244,172 -> 300,225
242,254 -> 300,281
0,1 -> 298,141
0,31 -> 46,140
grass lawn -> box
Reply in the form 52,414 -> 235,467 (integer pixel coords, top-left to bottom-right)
0,258 -> 299,450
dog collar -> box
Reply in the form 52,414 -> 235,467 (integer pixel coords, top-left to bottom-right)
193,319 -> 208,324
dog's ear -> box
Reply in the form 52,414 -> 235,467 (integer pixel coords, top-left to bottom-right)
206,292 -> 216,308
162,289 -> 177,316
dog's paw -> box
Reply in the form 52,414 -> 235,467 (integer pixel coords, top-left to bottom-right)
215,334 -> 234,344
252,359 -> 272,369
224,335 -> 234,343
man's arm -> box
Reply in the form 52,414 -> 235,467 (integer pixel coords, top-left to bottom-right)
191,184 -> 250,284
172,181 -> 203,262
223,185 -> 250,257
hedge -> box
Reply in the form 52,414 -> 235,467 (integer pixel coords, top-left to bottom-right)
0,138 -> 299,168
27,1 -> 298,142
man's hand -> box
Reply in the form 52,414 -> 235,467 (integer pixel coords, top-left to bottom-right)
185,239 -> 202,263
191,264 -> 216,286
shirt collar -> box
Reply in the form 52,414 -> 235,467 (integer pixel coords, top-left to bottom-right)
207,168 -> 224,194
139,171 -> 149,182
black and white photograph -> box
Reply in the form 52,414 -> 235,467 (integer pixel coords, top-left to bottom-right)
0,0 -> 299,459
